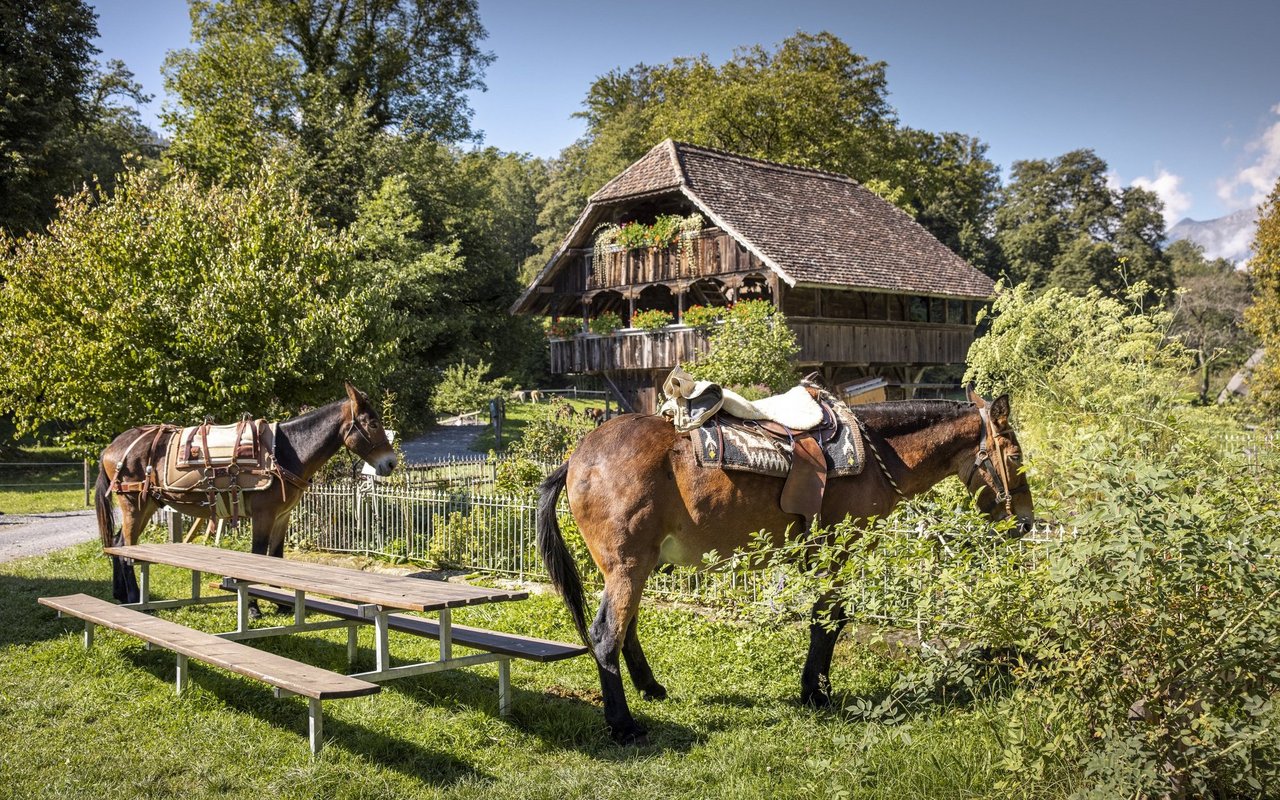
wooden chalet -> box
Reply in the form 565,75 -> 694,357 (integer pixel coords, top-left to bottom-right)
512,140 -> 996,412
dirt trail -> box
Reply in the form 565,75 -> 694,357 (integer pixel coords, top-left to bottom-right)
0,510 -> 96,563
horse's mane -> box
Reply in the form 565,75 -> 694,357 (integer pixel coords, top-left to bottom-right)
852,399 -> 975,437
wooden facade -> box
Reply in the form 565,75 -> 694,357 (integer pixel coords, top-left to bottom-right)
550,319 -> 975,375
513,141 -> 997,411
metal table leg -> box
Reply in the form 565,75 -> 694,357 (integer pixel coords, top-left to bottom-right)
498,658 -> 511,716
308,698 -> 323,756
439,608 -> 453,661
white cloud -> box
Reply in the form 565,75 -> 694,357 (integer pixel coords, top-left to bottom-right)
1132,169 -> 1192,227
1217,103 -> 1280,209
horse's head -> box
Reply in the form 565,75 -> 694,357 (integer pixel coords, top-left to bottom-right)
341,382 -> 398,476
960,387 -> 1034,535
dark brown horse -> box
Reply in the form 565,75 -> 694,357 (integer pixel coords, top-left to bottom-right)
95,383 -> 396,606
537,388 -> 1033,743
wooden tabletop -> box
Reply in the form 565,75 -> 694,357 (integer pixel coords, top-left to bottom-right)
104,543 -> 528,613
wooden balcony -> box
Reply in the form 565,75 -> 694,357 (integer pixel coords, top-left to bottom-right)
551,326 -> 713,374
587,230 -> 768,291
549,319 -> 976,374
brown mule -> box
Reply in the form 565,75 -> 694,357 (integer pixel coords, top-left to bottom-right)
95,383 -> 396,606
537,387 -> 1034,743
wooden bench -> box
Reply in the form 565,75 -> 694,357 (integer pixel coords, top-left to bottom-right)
226,583 -> 588,662
39,593 -> 380,755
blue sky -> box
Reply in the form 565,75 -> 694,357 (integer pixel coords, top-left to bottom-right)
92,0 -> 1280,225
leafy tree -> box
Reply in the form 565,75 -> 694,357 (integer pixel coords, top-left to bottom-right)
0,0 -> 156,234
0,166 -> 398,451
528,32 -> 1003,277
163,0 -> 492,183
686,300 -> 799,394
995,150 -> 1174,299
1244,181 -> 1280,416
1167,239 -> 1253,404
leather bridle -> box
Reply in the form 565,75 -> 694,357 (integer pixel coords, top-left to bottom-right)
960,404 -> 1029,518
342,411 -> 389,462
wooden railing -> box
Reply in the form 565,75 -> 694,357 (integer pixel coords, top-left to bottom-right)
587,230 -> 768,290
549,319 -> 976,374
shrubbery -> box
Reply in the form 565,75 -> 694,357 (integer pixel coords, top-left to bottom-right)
735,284 -> 1280,798
431,360 -> 510,417
0,166 -> 398,451
685,299 -> 799,393
494,398 -> 596,496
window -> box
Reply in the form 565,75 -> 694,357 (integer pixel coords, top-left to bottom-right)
909,297 -> 929,323
947,299 -> 966,324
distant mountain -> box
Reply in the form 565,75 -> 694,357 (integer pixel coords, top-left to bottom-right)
1167,209 -> 1258,266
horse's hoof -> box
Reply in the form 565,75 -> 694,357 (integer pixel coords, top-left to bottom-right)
640,683 -> 668,702
801,691 -> 833,709
610,725 -> 649,746
247,604 -> 263,621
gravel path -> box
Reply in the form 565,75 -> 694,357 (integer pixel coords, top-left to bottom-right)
399,423 -> 485,464
0,510 -> 96,563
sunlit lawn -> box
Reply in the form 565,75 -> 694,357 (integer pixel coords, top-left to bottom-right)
0,447 -> 87,515
0,534 -> 1033,800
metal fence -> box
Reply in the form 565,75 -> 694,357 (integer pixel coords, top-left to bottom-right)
0,460 -> 92,506
290,472 -> 1075,623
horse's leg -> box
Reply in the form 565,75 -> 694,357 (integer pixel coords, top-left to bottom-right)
621,613 -> 667,701
111,496 -> 157,604
800,592 -> 849,708
591,568 -> 651,743
244,505 -> 278,620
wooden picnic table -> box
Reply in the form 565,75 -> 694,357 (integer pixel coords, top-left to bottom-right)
103,542 -> 539,695
46,543 -> 584,755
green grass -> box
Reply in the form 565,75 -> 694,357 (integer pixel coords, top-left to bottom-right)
0,536 -> 1033,799
0,446 -> 88,514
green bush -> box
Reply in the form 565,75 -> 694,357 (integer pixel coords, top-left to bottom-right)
685,299 -> 799,393
0,166 -> 398,451
431,360 -> 510,417
732,284 -> 1280,797
493,398 -> 595,495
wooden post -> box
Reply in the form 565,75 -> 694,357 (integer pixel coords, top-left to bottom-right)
166,511 -> 183,543
83,458 -> 90,507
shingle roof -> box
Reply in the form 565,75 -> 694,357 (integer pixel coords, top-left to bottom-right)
513,140 -> 994,313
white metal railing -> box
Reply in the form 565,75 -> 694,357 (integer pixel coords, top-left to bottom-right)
290,475 -> 1077,624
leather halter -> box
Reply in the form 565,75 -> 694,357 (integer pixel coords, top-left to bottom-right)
342,410 -> 388,463
961,406 -> 1028,517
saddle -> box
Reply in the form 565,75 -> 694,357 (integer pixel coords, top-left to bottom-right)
160,418 -> 280,522
660,369 -> 866,529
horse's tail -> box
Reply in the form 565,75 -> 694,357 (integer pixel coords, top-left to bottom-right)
94,461 -> 115,549
536,461 -> 592,650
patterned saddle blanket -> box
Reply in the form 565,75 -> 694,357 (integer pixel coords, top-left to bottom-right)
689,389 -> 866,528
692,399 -> 865,479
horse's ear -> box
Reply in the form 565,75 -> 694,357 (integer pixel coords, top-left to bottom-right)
965,383 -> 985,408
344,382 -> 362,406
990,394 -> 1011,427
